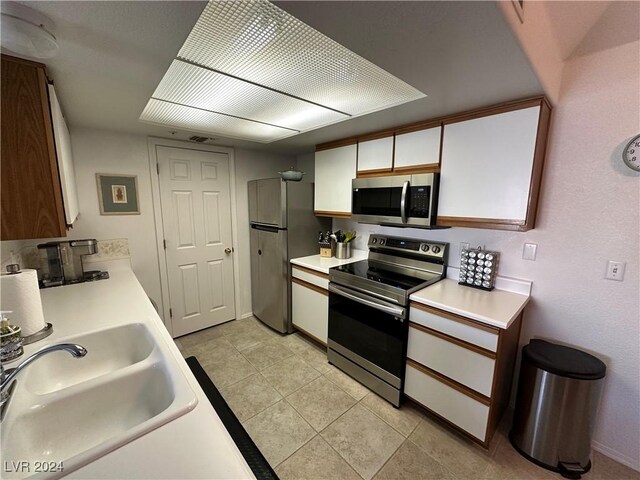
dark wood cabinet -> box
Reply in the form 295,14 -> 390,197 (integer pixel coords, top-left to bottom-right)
1,54 -> 66,240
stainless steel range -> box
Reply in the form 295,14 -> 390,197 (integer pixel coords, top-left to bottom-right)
327,234 -> 449,407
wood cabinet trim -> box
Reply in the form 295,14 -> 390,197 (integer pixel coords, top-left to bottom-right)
436,216 -> 529,231
393,164 -> 440,174
409,322 -> 496,359
442,97 -> 546,125
395,120 -> 442,136
357,130 -> 395,142
356,168 -> 394,177
410,302 -> 500,335
522,100 -> 552,230
484,312 -> 523,444
292,323 -> 327,347
406,358 -> 491,406
405,395 -> 488,447
314,210 -> 351,219
292,277 -> 328,296
292,265 -> 329,280
1,53 -> 47,70
316,138 -> 358,151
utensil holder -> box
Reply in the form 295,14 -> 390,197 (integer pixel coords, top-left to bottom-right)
335,242 -> 351,259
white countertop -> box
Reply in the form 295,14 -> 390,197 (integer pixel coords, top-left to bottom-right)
410,278 -> 530,329
5,265 -> 254,480
291,249 -> 368,274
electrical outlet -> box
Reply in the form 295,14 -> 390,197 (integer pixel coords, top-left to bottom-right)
523,243 -> 537,261
605,261 -> 625,281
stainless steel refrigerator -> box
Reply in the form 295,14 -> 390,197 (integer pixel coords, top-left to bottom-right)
249,178 -> 330,333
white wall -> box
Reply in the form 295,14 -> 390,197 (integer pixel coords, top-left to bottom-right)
66,128 -> 164,308
332,38 -> 640,469
234,149 -> 295,317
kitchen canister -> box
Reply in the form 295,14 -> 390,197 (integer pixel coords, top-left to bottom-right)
335,242 -> 352,259
459,247 -> 500,291
0,265 -> 53,344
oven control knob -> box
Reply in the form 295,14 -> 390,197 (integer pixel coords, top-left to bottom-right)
431,246 -> 441,254
379,239 -> 385,245
421,244 -> 429,252
371,238 -> 377,244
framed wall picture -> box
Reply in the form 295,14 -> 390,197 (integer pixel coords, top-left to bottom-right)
96,174 -> 140,215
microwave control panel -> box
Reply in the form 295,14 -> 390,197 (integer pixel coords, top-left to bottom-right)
409,186 -> 431,218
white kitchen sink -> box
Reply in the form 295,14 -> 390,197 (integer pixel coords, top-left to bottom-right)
23,323 -> 155,395
0,322 -> 198,479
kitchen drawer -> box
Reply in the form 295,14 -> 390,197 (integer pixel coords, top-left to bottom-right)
292,266 -> 329,290
292,280 -> 328,344
407,323 -> 495,396
410,303 -> 499,352
405,362 -> 489,442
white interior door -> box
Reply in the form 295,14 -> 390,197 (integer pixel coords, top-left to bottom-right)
157,146 -> 236,337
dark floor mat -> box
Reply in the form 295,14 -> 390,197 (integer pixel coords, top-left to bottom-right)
185,356 -> 279,480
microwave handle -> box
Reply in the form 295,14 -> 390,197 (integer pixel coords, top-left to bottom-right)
400,180 -> 410,224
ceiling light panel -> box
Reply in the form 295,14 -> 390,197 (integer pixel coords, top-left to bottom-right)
178,0 -> 425,116
140,99 -> 296,143
151,60 -> 348,132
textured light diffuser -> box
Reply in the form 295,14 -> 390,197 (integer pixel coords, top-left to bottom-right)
140,99 -> 296,142
140,0 -> 426,142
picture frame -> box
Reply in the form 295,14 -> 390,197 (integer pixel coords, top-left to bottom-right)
96,174 -> 140,215
511,0 -> 524,23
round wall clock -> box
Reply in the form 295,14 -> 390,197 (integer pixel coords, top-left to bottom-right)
623,134 -> 640,172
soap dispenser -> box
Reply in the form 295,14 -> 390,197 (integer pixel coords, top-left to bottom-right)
0,311 -> 23,362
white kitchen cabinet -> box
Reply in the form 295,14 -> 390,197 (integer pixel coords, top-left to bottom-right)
405,362 -> 490,441
292,280 -> 328,345
49,84 -> 79,225
314,143 -> 357,216
357,136 -> 393,173
405,302 -> 522,447
394,126 -> 441,170
437,99 -> 551,231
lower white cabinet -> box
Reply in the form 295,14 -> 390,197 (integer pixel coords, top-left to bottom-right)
405,363 -> 490,441
292,280 -> 328,344
405,302 -> 522,447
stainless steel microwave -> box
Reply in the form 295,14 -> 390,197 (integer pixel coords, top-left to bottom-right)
351,173 -> 439,228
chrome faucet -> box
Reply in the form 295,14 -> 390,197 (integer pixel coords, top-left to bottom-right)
0,343 -> 87,419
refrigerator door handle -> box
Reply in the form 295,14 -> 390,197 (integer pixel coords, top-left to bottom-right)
251,223 -> 281,233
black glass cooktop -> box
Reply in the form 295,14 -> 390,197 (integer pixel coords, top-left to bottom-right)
332,260 -> 435,291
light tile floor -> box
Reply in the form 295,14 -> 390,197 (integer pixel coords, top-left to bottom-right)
176,317 -> 639,480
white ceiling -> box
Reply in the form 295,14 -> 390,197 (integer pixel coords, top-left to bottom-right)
9,1 -> 545,154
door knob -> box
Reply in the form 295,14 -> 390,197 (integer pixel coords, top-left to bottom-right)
225,247 -> 232,254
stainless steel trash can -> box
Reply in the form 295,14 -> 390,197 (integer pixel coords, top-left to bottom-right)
510,339 -> 606,479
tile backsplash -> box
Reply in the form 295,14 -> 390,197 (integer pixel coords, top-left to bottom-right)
0,238 -> 130,273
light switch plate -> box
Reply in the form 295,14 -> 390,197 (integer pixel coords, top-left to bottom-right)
523,243 -> 537,261
605,261 -> 625,281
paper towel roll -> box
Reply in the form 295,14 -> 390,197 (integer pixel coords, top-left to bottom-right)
0,269 -> 46,337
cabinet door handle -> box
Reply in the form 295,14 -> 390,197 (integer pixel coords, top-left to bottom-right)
258,249 -> 262,255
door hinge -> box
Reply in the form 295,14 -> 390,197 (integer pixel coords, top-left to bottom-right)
163,239 -> 167,250
156,163 -> 160,175
169,308 -> 173,318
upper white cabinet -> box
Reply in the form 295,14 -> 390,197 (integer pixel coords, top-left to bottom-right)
49,84 -> 79,225
314,143 -> 357,216
437,99 -> 550,231
394,126 -> 441,170
357,136 -> 393,173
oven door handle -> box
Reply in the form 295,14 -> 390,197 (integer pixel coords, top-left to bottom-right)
400,180 -> 410,224
329,284 -> 406,319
